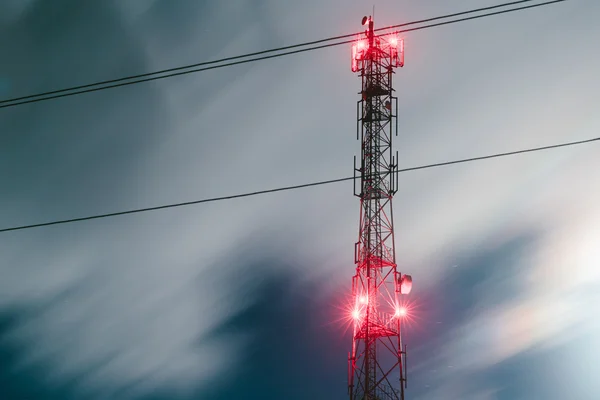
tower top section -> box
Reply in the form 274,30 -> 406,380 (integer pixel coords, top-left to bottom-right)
351,16 -> 404,72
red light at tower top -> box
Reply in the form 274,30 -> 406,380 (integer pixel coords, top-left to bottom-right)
350,17 -> 404,72
351,35 -> 404,72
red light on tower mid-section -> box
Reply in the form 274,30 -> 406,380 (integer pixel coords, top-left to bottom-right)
395,306 -> 407,318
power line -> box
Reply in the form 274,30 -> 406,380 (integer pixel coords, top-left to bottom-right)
0,0 -> 540,106
1,135 -> 596,234
0,0 -> 565,110
380,0 -> 562,32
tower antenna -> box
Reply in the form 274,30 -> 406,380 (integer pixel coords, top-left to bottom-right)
348,15 -> 411,400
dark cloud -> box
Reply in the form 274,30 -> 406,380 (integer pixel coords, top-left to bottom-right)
0,0 -> 281,222
0,310 -> 79,400
0,210 -> 593,400
405,229 -> 542,398
0,0 -> 167,223
0,252 -> 349,400
198,264 -> 347,399
448,322 -> 600,400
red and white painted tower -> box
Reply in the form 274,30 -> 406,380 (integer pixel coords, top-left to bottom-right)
348,16 -> 412,400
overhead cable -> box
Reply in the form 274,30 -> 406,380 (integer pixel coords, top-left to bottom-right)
0,0 -> 565,110
1,134 -> 595,234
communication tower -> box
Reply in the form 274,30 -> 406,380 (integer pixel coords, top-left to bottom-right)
348,15 -> 413,400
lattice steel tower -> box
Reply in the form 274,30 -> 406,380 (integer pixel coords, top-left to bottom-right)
348,16 -> 413,400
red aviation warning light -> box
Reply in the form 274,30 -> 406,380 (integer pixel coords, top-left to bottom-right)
351,40 -> 367,72
350,28 -> 404,71
397,273 -> 413,295
351,36 -> 404,71
391,36 -> 405,68
395,306 -> 407,318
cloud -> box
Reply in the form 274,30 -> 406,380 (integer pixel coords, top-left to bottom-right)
406,219 -> 600,399
1,0 -> 600,399
0,231 -> 348,399
0,0 -> 37,25
0,0 -> 287,398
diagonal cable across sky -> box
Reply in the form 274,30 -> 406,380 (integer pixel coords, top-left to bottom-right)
1,135 -> 595,234
0,0 -> 565,110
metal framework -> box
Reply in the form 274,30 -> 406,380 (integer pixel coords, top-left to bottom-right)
348,16 -> 412,400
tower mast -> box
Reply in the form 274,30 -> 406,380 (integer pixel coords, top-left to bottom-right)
348,16 -> 412,400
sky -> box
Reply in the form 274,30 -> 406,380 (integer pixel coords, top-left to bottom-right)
1,0 -> 599,399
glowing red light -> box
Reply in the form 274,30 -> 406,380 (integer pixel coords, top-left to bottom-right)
395,307 -> 407,318
359,295 -> 368,304
390,37 -> 398,46
399,274 -> 412,295
352,309 -> 361,320
351,39 -> 368,72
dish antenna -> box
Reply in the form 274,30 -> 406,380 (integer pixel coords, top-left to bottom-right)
361,16 -> 368,25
